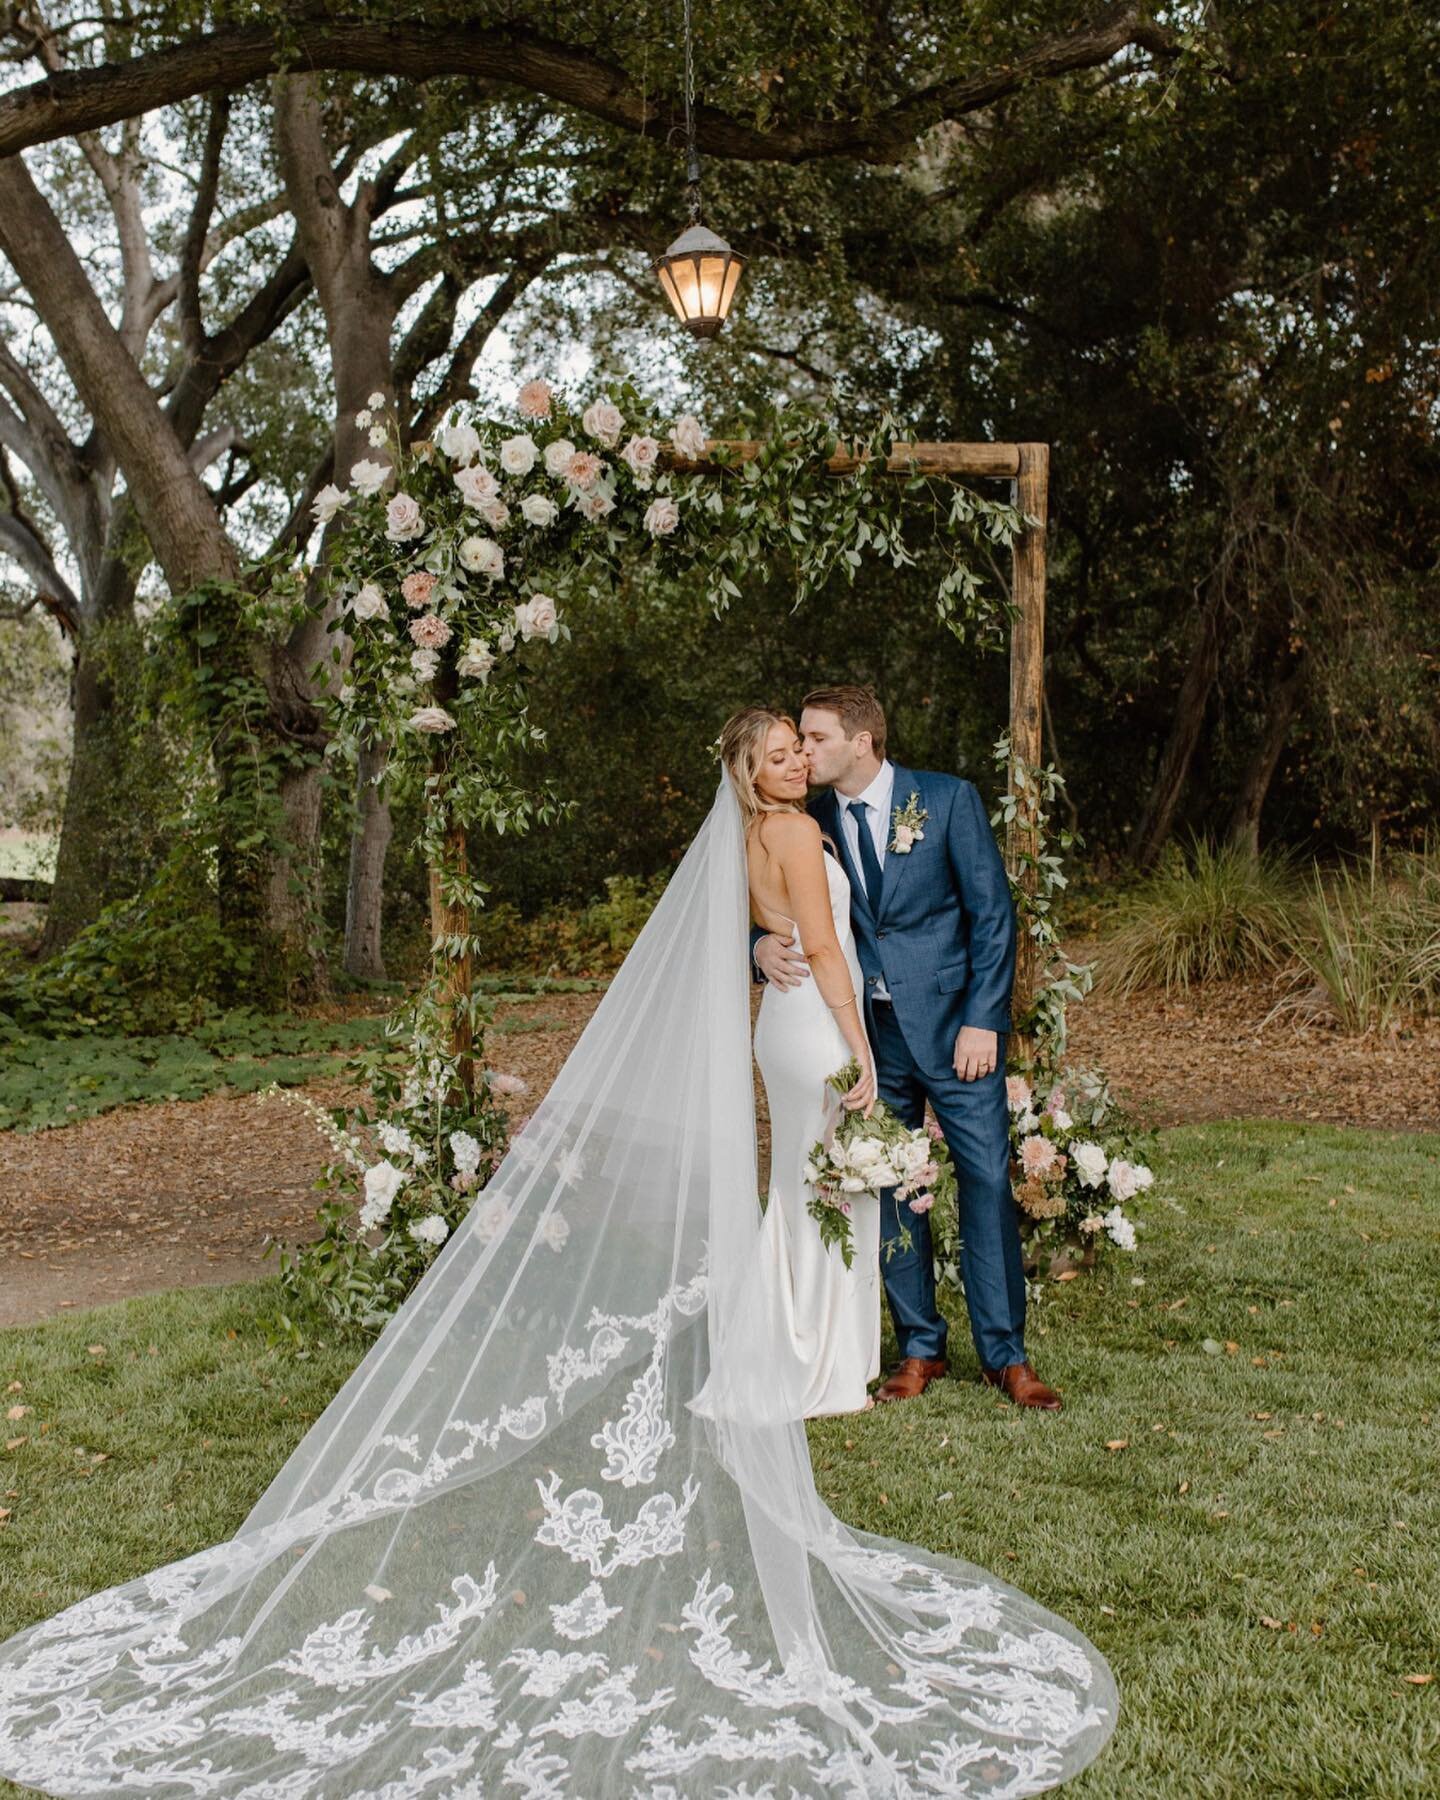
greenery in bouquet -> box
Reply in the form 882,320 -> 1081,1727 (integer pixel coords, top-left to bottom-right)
1005,1067 -> 1154,1278
804,1059 -> 956,1269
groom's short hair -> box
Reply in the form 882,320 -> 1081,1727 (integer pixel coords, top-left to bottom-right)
801,685 -> 887,758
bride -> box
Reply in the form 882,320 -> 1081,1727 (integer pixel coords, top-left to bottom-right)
709,707 -> 881,1419
0,713 -> 1118,1798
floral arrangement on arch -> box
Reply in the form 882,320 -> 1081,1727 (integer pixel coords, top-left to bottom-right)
313,380 -> 712,788
1005,1067 -> 1154,1278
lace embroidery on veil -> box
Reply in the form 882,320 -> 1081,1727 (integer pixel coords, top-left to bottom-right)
0,777 -> 1117,1799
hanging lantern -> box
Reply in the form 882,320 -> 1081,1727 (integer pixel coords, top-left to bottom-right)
654,223 -> 745,340
654,0 -> 745,340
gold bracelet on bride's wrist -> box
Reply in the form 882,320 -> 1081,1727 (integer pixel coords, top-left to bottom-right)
827,995 -> 857,1013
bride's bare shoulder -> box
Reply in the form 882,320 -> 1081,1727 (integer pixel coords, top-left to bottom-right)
755,810 -> 822,855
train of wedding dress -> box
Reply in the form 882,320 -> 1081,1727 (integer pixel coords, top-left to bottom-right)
0,775 -> 1117,1798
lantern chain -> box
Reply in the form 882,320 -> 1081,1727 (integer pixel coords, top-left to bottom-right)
682,0 -> 701,221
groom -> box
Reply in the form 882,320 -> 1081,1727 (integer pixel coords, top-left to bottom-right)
754,686 -> 1062,1412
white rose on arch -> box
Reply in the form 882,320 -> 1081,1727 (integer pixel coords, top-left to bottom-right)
311,483 -> 350,524
384,493 -> 424,541
643,496 -> 680,537
456,639 -> 497,681
349,582 -> 388,621
350,457 -> 391,496
577,488 -> 615,522
515,594 -> 560,644
621,434 -> 660,488
407,705 -> 457,734
521,493 -> 558,528
459,536 -> 504,579
543,437 -> 577,479
670,415 -> 707,460
479,497 -> 511,531
499,433 -> 539,476
436,418 -> 481,466
453,463 -> 500,508
581,399 -> 625,448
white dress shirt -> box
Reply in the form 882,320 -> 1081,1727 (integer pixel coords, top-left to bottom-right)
839,760 -> 895,997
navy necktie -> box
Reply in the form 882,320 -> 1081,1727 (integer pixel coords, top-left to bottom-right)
847,800 -> 884,911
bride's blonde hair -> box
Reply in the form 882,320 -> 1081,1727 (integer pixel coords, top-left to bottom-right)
718,707 -> 805,835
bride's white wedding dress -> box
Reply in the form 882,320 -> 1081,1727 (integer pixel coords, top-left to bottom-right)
0,777 -> 1117,1798
751,851 -> 880,1416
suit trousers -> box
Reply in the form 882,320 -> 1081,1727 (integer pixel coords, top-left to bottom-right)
868,998 -> 1028,1371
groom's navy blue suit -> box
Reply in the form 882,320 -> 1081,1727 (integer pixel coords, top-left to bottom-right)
760,765 -> 1026,1372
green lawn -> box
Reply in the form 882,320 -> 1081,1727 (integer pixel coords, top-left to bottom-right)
1,1121 -> 1437,1796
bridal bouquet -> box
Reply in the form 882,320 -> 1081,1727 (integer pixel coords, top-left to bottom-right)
804,1061 -> 956,1268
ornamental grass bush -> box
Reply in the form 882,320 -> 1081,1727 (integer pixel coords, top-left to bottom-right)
1098,839 -> 1300,995
1281,841 -> 1440,1034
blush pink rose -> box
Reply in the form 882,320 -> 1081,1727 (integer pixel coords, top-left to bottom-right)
384,493 -> 423,541
401,571 -> 436,609
893,824 -> 916,851
907,1193 -> 936,1214
622,434 -> 660,482
408,613 -> 453,649
454,463 -> 500,507
643,496 -> 680,537
1006,1075 -> 1033,1112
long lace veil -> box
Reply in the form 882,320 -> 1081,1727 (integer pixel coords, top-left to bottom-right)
0,775 -> 1117,1798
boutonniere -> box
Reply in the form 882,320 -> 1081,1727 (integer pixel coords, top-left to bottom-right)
890,792 -> 927,854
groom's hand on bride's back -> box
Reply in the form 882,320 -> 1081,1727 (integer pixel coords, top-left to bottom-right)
754,933 -> 811,990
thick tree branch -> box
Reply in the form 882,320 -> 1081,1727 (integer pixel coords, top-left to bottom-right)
0,11 -> 1182,167
0,507 -> 81,634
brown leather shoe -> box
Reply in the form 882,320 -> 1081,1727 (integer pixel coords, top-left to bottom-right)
982,1361 -> 1062,1411
875,1357 -> 947,1403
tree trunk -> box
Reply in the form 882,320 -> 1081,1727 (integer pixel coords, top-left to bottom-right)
1227,654 -> 1307,858
345,734 -> 392,981
1130,578 -> 1225,867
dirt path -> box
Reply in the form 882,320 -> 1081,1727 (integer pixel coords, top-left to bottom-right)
2,973 -> 1436,1329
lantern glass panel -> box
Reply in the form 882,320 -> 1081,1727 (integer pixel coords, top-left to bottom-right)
696,254 -> 729,317
718,258 -> 742,317
656,264 -> 687,322
670,256 -> 703,320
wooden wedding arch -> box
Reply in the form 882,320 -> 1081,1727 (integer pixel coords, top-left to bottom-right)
695,436 -> 1051,1031
432,436 -> 1050,1075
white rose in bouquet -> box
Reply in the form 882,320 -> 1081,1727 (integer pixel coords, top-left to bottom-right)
436,419 -> 481,466
350,457 -> 390,496
349,582 -> 388,622
582,399 -> 625,447
311,482 -> 350,524
521,493 -> 558,527
384,493 -> 424,541
1071,1141 -> 1109,1189
840,1174 -> 869,1193
670,414 -> 707,460
410,647 -> 439,682
459,535 -> 504,578
499,433 -> 538,476
543,437 -> 577,478
846,1137 -> 887,1177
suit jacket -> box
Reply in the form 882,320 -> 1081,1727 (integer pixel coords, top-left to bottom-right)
795,765 -> 1016,1080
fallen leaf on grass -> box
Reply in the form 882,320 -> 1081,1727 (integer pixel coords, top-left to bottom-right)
1262,1429 -> 1286,1440
1404,1674 -> 1433,1686
5,1405 -> 29,1422
1260,1616 -> 1285,1630
86,1345 -> 105,1356
1104,1440 -> 1129,1453
1055,1270 -> 1079,1282
1224,1341 -> 1240,1354
1201,1339 -> 1223,1355
1177,1480 -> 1191,1495
4,1437 -> 26,1451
